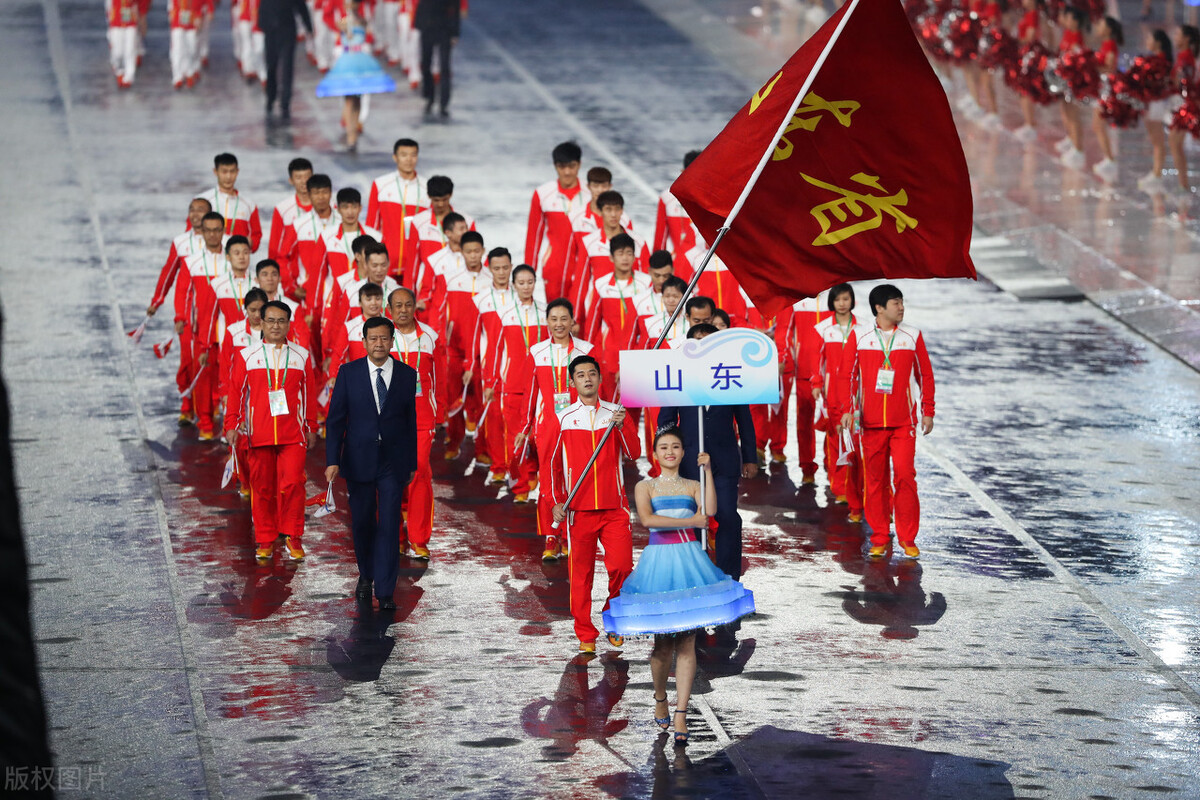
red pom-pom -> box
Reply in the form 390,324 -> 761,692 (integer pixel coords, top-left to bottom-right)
1016,42 -> 1056,105
1128,54 -> 1173,102
1098,70 -> 1146,128
1056,49 -> 1101,101
1170,80 -> 1200,137
942,10 -> 982,66
979,26 -> 1018,70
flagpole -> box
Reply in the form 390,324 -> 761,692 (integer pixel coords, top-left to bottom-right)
552,0 -> 865,527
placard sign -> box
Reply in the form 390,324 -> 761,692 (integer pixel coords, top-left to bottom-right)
619,328 -> 780,408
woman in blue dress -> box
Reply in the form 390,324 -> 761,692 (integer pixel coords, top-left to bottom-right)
317,0 -> 396,151
603,427 -> 755,746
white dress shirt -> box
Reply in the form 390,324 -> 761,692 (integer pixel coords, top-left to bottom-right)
368,356 -> 393,413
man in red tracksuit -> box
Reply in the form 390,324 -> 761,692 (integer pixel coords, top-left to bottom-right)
268,157 -> 314,263
515,298 -> 595,562
585,234 -> 651,401
199,152 -> 262,251
653,150 -> 702,279
180,212 -> 230,439
789,294 -> 829,482
226,300 -> 318,562
836,285 -> 935,560
388,286 -> 447,559
526,141 -> 591,301
365,137 -> 424,277
465,249 -> 518,483
275,173 -> 338,305
550,354 -> 640,653
745,296 -> 794,466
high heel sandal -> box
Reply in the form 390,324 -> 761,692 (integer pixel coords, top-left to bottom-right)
673,708 -> 689,746
653,695 -> 670,731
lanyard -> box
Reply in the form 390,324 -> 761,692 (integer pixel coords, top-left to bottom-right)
490,284 -> 514,317
550,340 -> 573,393
518,302 -> 541,350
202,249 -> 221,279
221,191 -> 240,234
262,343 -> 290,390
612,276 -> 632,327
394,329 -> 422,375
649,291 -> 662,317
874,326 -> 898,369
228,272 -> 248,311
837,314 -> 853,342
309,209 -> 323,241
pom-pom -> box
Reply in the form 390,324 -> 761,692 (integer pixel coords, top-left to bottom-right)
1098,70 -> 1146,128
1127,54 -> 1173,102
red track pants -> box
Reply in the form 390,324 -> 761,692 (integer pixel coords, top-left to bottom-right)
751,373 -> 792,456
824,434 -> 863,512
794,386 -> 817,475
403,427 -> 434,547
246,442 -> 307,545
565,508 -> 632,644
861,426 -> 918,547
535,426 -> 557,539
503,393 -> 534,494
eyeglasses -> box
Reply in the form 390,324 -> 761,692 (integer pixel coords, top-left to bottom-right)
263,318 -> 289,326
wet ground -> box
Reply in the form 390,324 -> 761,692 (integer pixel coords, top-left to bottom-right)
2,0 -> 1200,797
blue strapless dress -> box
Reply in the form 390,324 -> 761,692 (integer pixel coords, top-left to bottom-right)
316,28 -> 396,98
602,495 -> 755,636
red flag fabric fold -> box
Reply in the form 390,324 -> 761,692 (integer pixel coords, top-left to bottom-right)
671,0 -> 975,317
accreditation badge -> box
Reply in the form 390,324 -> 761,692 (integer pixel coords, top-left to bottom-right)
415,377 -> 423,397
268,390 -> 289,416
875,369 -> 895,395
554,392 -> 571,412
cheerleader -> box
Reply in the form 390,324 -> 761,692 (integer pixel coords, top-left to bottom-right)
1014,0 -> 1048,142
107,0 -> 140,89
602,427 -> 755,747
1166,25 -> 1200,193
969,0 -> 1005,128
1090,17 -> 1123,181
318,0 -> 396,151
1054,6 -> 1091,169
1137,30 -> 1175,193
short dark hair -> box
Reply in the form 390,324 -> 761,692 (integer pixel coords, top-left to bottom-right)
868,284 -> 903,315
336,187 -> 362,206
243,288 -> 269,308
460,230 -> 484,247
712,309 -> 731,328
552,141 -> 582,165
358,282 -> 384,301
427,175 -> 454,197
442,212 -> 467,231
362,315 -> 395,339
568,354 -> 600,378
388,286 -> 416,305
306,173 -> 332,192
288,157 -> 313,175
586,166 -> 612,184
827,283 -> 856,312
351,234 -> 378,255
683,150 -> 702,169
190,197 -> 213,212
393,137 -> 419,153
609,233 -> 635,255
262,300 -> 292,320
225,235 -> 251,252
511,264 -> 537,282
200,211 -> 226,228
661,276 -> 688,295
596,190 -> 624,210
648,250 -> 673,271
546,298 -> 574,317
213,152 -> 238,168
687,323 -> 718,339
255,259 -> 281,275
363,242 -> 390,262
488,246 -> 512,263
685,296 -> 715,316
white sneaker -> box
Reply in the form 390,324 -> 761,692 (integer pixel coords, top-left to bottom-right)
1137,171 -> 1165,193
1054,135 -> 1074,153
1013,124 -> 1038,143
1061,147 -> 1086,170
980,112 -> 1002,129
1092,158 -> 1119,182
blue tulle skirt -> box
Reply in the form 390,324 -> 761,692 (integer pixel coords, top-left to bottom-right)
316,49 -> 396,98
603,536 -> 755,636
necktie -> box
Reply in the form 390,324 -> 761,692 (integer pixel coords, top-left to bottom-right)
376,367 -> 386,413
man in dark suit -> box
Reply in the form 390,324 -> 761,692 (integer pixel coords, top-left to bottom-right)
658,323 -> 759,580
259,0 -> 313,120
414,0 -> 460,117
325,316 -> 419,609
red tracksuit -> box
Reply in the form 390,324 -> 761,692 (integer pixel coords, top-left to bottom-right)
414,245 -> 463,336
747,300 -> 795,460
684,247 -> 747,326
491,301 -> 548,495
269,193 -> 312,263
585,273 -> 651,400
549,399 -> 640,644
810,314 -> 865,512
402,207 -> 475,284
570,229 -> 651,325
469,285 -> 519,471
152,229 -> 204,415
835,323 -> 935,547
526,180 -> 591,300
523,337 -> 595,538
788,296 -> 829,477
391,323 -> 447,548
366,171 -> 425,277
654,189 -> 698,280
225,341 -> 318,544
181,248 -> 230,434
566,205 -> 633,294
199,271 -> 254,396
442,268 -> 487,452
198,187 -> 262,252
275,206 -> 340,306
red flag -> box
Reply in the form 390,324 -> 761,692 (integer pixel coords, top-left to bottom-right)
153,335 -> 175,359
671,0 -> 975,317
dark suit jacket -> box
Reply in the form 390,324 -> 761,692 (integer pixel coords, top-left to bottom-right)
259,0 -> 313,34
414,0 -> 461,36
657,404 -> 757,480
325,357 -> 419,483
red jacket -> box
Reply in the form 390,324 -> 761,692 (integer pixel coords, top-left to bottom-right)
366,171 -> 426,276
523,337 -> 595,436
809,314 -> 864,410
469,285 -> 519,389
526,180 -> 590,276
835,322 -> 935,428
653,189 -> 698,280
491,301 -> 548,392
585,273 -> 652,365
150,230 -> 203,316
268,193 -> 312,263
391,322 -> 448,429
549,399 -> 640,510
225,341 -> 318,447
196,187 -> 262,252
276,207 -> 340,304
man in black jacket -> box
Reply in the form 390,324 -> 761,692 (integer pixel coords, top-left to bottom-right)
658,324 -> 759,580
260,0 -> 313,120
415,0 -> 461,117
